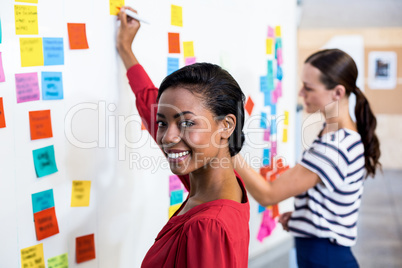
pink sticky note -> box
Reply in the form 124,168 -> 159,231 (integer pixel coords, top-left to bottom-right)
169,175 -> 182,193
271,89 -> 278,104
15,73 -> 40,103
185,57 -> 196,66
267,26 -> 274,38
0,52 -> 5,82
257,210 -> 277,242
276,81 -> 282,98
264,129 -> 270,141
271,141 -> 277,156
277,48 -> 283,66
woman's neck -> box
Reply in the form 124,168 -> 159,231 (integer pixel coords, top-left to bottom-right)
323,100 -> 357,134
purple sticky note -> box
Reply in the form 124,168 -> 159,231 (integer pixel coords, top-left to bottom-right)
169,175 -> 182,193
15,73 -> 40,103
267,26 -> 274,38
185,57 -> 196,66
277,48 -> 283,66
0,52 -> 5,82
264,129 -> 270,141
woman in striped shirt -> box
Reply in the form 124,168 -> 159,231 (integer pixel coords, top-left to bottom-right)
234,49 -> 381,267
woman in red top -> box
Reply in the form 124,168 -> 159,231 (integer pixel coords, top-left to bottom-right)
116,7 -> 250,267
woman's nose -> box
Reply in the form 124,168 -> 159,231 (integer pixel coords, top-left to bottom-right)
161,126 -> 181,146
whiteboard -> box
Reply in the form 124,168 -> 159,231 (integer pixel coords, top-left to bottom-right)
0,0 -> 297,267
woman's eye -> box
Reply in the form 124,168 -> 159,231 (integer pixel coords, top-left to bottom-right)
157,121 -> 166,127
180,121 -> 194,128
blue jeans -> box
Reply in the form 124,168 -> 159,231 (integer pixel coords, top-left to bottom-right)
295,237 -> 359,268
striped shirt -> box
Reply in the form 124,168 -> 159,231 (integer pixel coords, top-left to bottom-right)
288,127 -> 365,246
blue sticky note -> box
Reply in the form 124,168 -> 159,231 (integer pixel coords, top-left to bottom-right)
263,148 -> 270,166
43,38 -> 64,66
170,189 -> 183,205
0,19 -> 2,44
267,75 -> 275,90
270,118 -> 277,134
42,72 -> 63,100
270,104 -> 277,115
167,57 -> 179,75
267,60 -> 274,77
258,204 -> 266,213
32,189 -> 54,214
260,76 -> 268,92
260,112 -> 268,129
275,38 -> 282,50
32,145 -> 58,178
264,91 -> 271,106
277,65 -> 283,81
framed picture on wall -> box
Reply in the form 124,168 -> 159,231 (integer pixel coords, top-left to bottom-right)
368,51 -> 397,90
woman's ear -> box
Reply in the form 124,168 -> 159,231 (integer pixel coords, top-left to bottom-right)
333,84 -> 346,100
220,114 -> 236,139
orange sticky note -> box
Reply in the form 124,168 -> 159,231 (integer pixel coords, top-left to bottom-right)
245,96 -> 254,116
34,207 -> 59,241
168,32 -> 180,54
141,122 -> 146,130
29,110 -> 53,140
76,234 -> 96,263
67,23 -> 89,49
0,98 -> 5,128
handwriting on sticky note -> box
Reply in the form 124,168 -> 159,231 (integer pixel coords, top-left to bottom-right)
21,243 -> 45,268
67,23 -> 89,49
185,57 -> 196,66
34,207 -> 59,240
0,52 -> 5,82
183,41 -> 194,58
171,5 -> 183,27
266,38 -> 273,55
76,234 -> 96,263
168,32 -> 180,53
0,98 -> 5,128
167,57 -> 179,76
43,38 -> 64,66
15,72 -> 40,103
20,38 -> 44,67
15,5 -> 38,35
169,203 -> 182,218
48,253 -> 68,268
71,181 -> 91,207
29,110 -> 53,140
170,189 -> 183,206
109,0 -> 124,15
32,145 -> 58,178
42,72 -> 64,100
32,189 -> 54,214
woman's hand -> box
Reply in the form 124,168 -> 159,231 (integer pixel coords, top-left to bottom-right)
278,211 -> 292,232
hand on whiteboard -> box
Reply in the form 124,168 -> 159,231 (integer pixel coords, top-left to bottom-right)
278,211 -> 292,232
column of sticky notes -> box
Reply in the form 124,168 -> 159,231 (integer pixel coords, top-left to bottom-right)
168,175 -> 188,218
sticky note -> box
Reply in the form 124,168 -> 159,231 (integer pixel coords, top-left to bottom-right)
277,65 -> 283,81
67,23 -> 89,49
264,91 -> 271,106
42,72 -> 64,100
21,243 -> 45,268
263,129 -> 270,141
260,112 -> 268,129
272,88 -> 278,104
271,141 -> 277,156
266,38 -> 273,55
282,128 -> 288,143
270,104 -> 276,115
267,60 -> 274,77
32,145 -> 58,178
267,26 -> 274,38
71,180 -> 91,207
110,0 -> 124,15
284,111 -> 289,125
48,253 -> 68,268
169,175 -> 182,192
257,210 -> 276,242
15,5 -> 38,35
20,38 -> 44,67
168,32 -> 180,53
185,57 -> 196,66
260,76 -> 268,92
263,148 -> 270,166
167,57 -> 179,75
275,26 -> 281,37
171,5 -> 183,27
0,52 -> 5,82
141,122 -> 146,130
277,48 -> 283,66
245,96 -> 254,116
0,19 -> 2,44
169,203 -> 182,218
275,38 -> 282,50
16,0 -> 38,3
183,41 -> 194,58
270,118 -> 277,134
32,189 -> 54,214
15,72 -> 40,103
29,110 -> 53,140
170,189 -> 183,206
43,38 -> 64,66
34,207 -> 59,240
0,98 -> 5,128
76,234 -> 96,263
258,204 -> 266,213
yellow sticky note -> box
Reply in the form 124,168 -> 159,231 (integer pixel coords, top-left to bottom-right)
21,243 -> 45,268
282,128 -> 288,143
183,41 -> 194,58
15,0 -> 38,3
266,38 -> 273,55
15,5 -> 38,35
275,26 -> 281,37
110,0 -> 124,15
48,253 -> 68,268
20,38 -> 44,67
168,203 -> 182,218
171,5 -> 183,27
284,111 -> 289,125
71,180 -> 91,207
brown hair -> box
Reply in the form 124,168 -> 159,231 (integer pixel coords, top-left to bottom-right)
305,49 -> 381,178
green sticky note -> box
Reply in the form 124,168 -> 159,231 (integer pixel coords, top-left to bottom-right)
32,145 -> 58,178
48,253 -> 68,268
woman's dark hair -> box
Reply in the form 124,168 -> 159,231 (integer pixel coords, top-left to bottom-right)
305,49 -> 381,178
158,63 -> 245,157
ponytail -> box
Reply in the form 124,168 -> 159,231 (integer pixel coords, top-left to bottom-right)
354,87 -> 381,178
